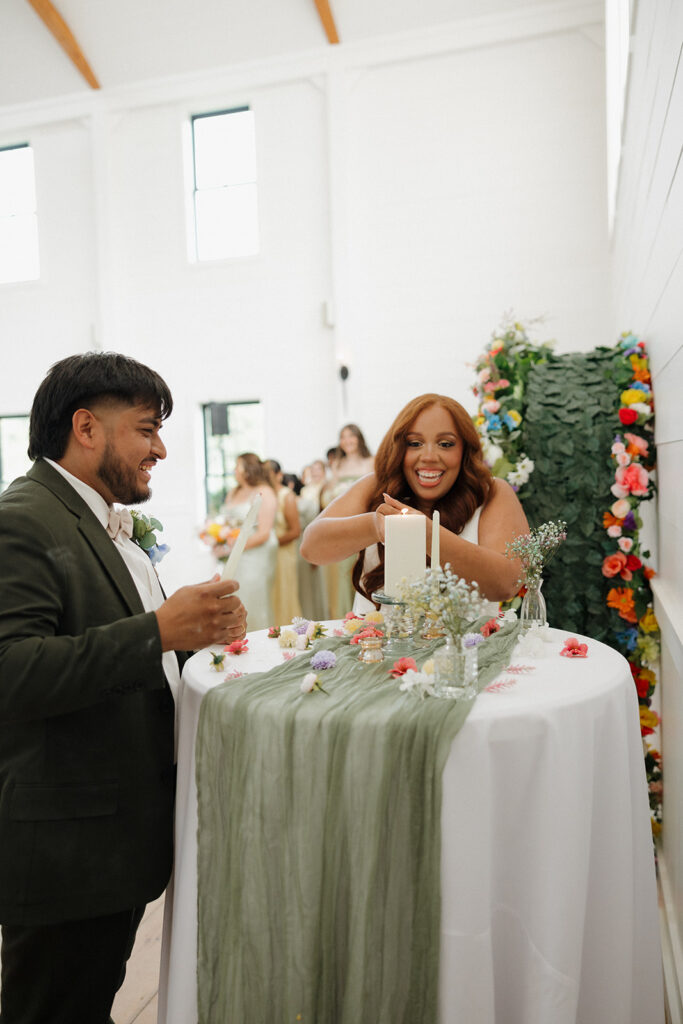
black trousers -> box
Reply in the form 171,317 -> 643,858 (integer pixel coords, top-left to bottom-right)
0,905 -> 145,1024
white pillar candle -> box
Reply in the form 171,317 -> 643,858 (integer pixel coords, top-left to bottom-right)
384,510 -> 427,597
221,494 -> 262,584
431,509 -> 440,568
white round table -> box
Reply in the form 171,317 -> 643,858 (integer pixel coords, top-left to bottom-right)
158,624 -> 663,1024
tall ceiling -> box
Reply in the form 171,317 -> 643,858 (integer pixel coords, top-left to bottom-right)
0,0 -> 593,110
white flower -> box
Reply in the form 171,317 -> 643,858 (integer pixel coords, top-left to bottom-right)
295,634 -> 308,650
278,628 -> 297,649
482,439 -> 504,466
301,673 -> 317,693
399,669 -> 437,699
515,622 -> 553,659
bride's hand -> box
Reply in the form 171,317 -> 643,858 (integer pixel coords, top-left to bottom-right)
373,493 -> 423,543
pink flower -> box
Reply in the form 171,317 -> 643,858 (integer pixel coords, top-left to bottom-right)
611,441 -> 626,454
482,399 -> 500,414
282,651 -> 296,660
618,537 -> 634,553
624,432 -> 649,457
611,498 -> 631,519
344,611 -> 362,621
225,638 -> 249,655
607,524 -> 622,538
483,381 -> 498,393
481,618 -> 501,637
350,626 -> 384,645
478,367 -> 491,383
389,657 -> 418,678
616,452 -> 631,467
615,463 -> 649,497
610,482 -> 630,499
560,637 -> 588,658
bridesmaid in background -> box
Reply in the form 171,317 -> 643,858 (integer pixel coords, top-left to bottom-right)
221,453 -> 278,631
320,425 -> 374,618
268,460 -> 302,626
297,460 -> 329,621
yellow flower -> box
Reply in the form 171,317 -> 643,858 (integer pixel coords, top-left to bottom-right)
639,608 -> 659,633
475,415 -> 485,426
639,706 -> 659,731
422,658 -> 435,675
651,819 -> 662,838
507,409 -> 522,426
629,355 -> 647,372
343,617 -> 364,635
620,388 -> 649,405
363,610 -> 384,625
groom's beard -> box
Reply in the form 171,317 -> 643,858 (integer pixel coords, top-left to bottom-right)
97,441 -> 152,506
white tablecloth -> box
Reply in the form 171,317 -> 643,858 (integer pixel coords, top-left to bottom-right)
158,625 -> 663,1024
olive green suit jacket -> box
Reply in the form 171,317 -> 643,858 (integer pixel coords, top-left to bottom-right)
0,460 -> 183,926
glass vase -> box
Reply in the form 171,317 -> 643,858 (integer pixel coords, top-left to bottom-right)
371,590 -> 418,656
432,634 -> 478,700
357,636 -> 385,663
520,577 -> 547,632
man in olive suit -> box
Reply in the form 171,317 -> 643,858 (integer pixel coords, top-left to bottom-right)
0,353 -> 246,1023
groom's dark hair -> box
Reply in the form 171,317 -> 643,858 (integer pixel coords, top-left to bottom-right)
28,351 -> 173,461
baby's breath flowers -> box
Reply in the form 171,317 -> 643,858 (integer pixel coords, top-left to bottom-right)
505,520 -> 567,587
398,565 -> 487,639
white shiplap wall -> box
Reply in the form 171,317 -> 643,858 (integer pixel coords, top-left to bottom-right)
611,1 -> 683,1016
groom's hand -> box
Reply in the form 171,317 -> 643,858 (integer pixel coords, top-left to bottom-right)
156,575 -> 247,651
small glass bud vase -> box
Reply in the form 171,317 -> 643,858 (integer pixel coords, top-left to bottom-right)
432,634 -> 478,700
520,578 -> 547,633
357,636 -> 385,663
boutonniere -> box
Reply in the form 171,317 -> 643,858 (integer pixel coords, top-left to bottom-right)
131,510 -> 169,565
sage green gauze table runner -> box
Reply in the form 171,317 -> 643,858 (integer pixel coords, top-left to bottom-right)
196,621 -> 520,1024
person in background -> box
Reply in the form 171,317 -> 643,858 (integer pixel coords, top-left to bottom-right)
297,460 -> 329,621
267,460 -> 302,627
0,352 -> 246,1024
319,425 -> 375,618
221,453 -> 278,631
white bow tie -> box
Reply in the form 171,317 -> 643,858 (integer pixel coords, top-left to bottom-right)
107,506 -> 134,543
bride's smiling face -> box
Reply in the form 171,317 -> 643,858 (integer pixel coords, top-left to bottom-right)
402,404 -> 463,505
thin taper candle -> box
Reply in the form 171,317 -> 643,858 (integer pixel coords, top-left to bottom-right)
221,494 -> 262,584
431,510 -> 440,567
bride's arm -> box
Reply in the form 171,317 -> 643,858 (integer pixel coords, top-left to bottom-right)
424,479 -> 528,601
300,474 -> 380,565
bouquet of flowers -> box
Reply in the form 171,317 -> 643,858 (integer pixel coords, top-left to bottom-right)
506,520 -> 567,586
398,564 -> 487,638
199,517 -> 240,562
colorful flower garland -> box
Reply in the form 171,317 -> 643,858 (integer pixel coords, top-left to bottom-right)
600,333 -> 661,832
472,319 -> 555,497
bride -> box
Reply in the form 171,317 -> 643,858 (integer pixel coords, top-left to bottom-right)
300,394 -> 528,611
222,453 -> 278,631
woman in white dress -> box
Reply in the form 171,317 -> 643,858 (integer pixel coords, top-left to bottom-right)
222,453 -> 278,631
300,394 -> 528,609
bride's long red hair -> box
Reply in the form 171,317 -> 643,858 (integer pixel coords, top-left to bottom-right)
352,394 -> 492,603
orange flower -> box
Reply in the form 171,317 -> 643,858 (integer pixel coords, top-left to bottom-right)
602,512 -> 622,529
643,566 -> 656,581
602,552 -> 630,579
607,587 -> 637,623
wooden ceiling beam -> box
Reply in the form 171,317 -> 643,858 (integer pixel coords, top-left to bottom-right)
26,0 -> 100,89
312,0 -> 340,45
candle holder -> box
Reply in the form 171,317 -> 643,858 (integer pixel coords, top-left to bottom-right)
357,635 -> 385,664
371,591 -> 418,656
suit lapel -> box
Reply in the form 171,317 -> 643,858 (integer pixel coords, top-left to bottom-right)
28,461 -> 145,617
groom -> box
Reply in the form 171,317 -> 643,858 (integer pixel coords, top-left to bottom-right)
0,352 -> 246,1023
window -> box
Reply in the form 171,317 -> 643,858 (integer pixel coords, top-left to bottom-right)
0,144 -> 40,284
0,415 -> 31,493
203,401 -> 264,514
191,107 -> 259,261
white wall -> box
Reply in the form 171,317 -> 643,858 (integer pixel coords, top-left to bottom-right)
0,3 -> 609,592
610,1 -> 683,1014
